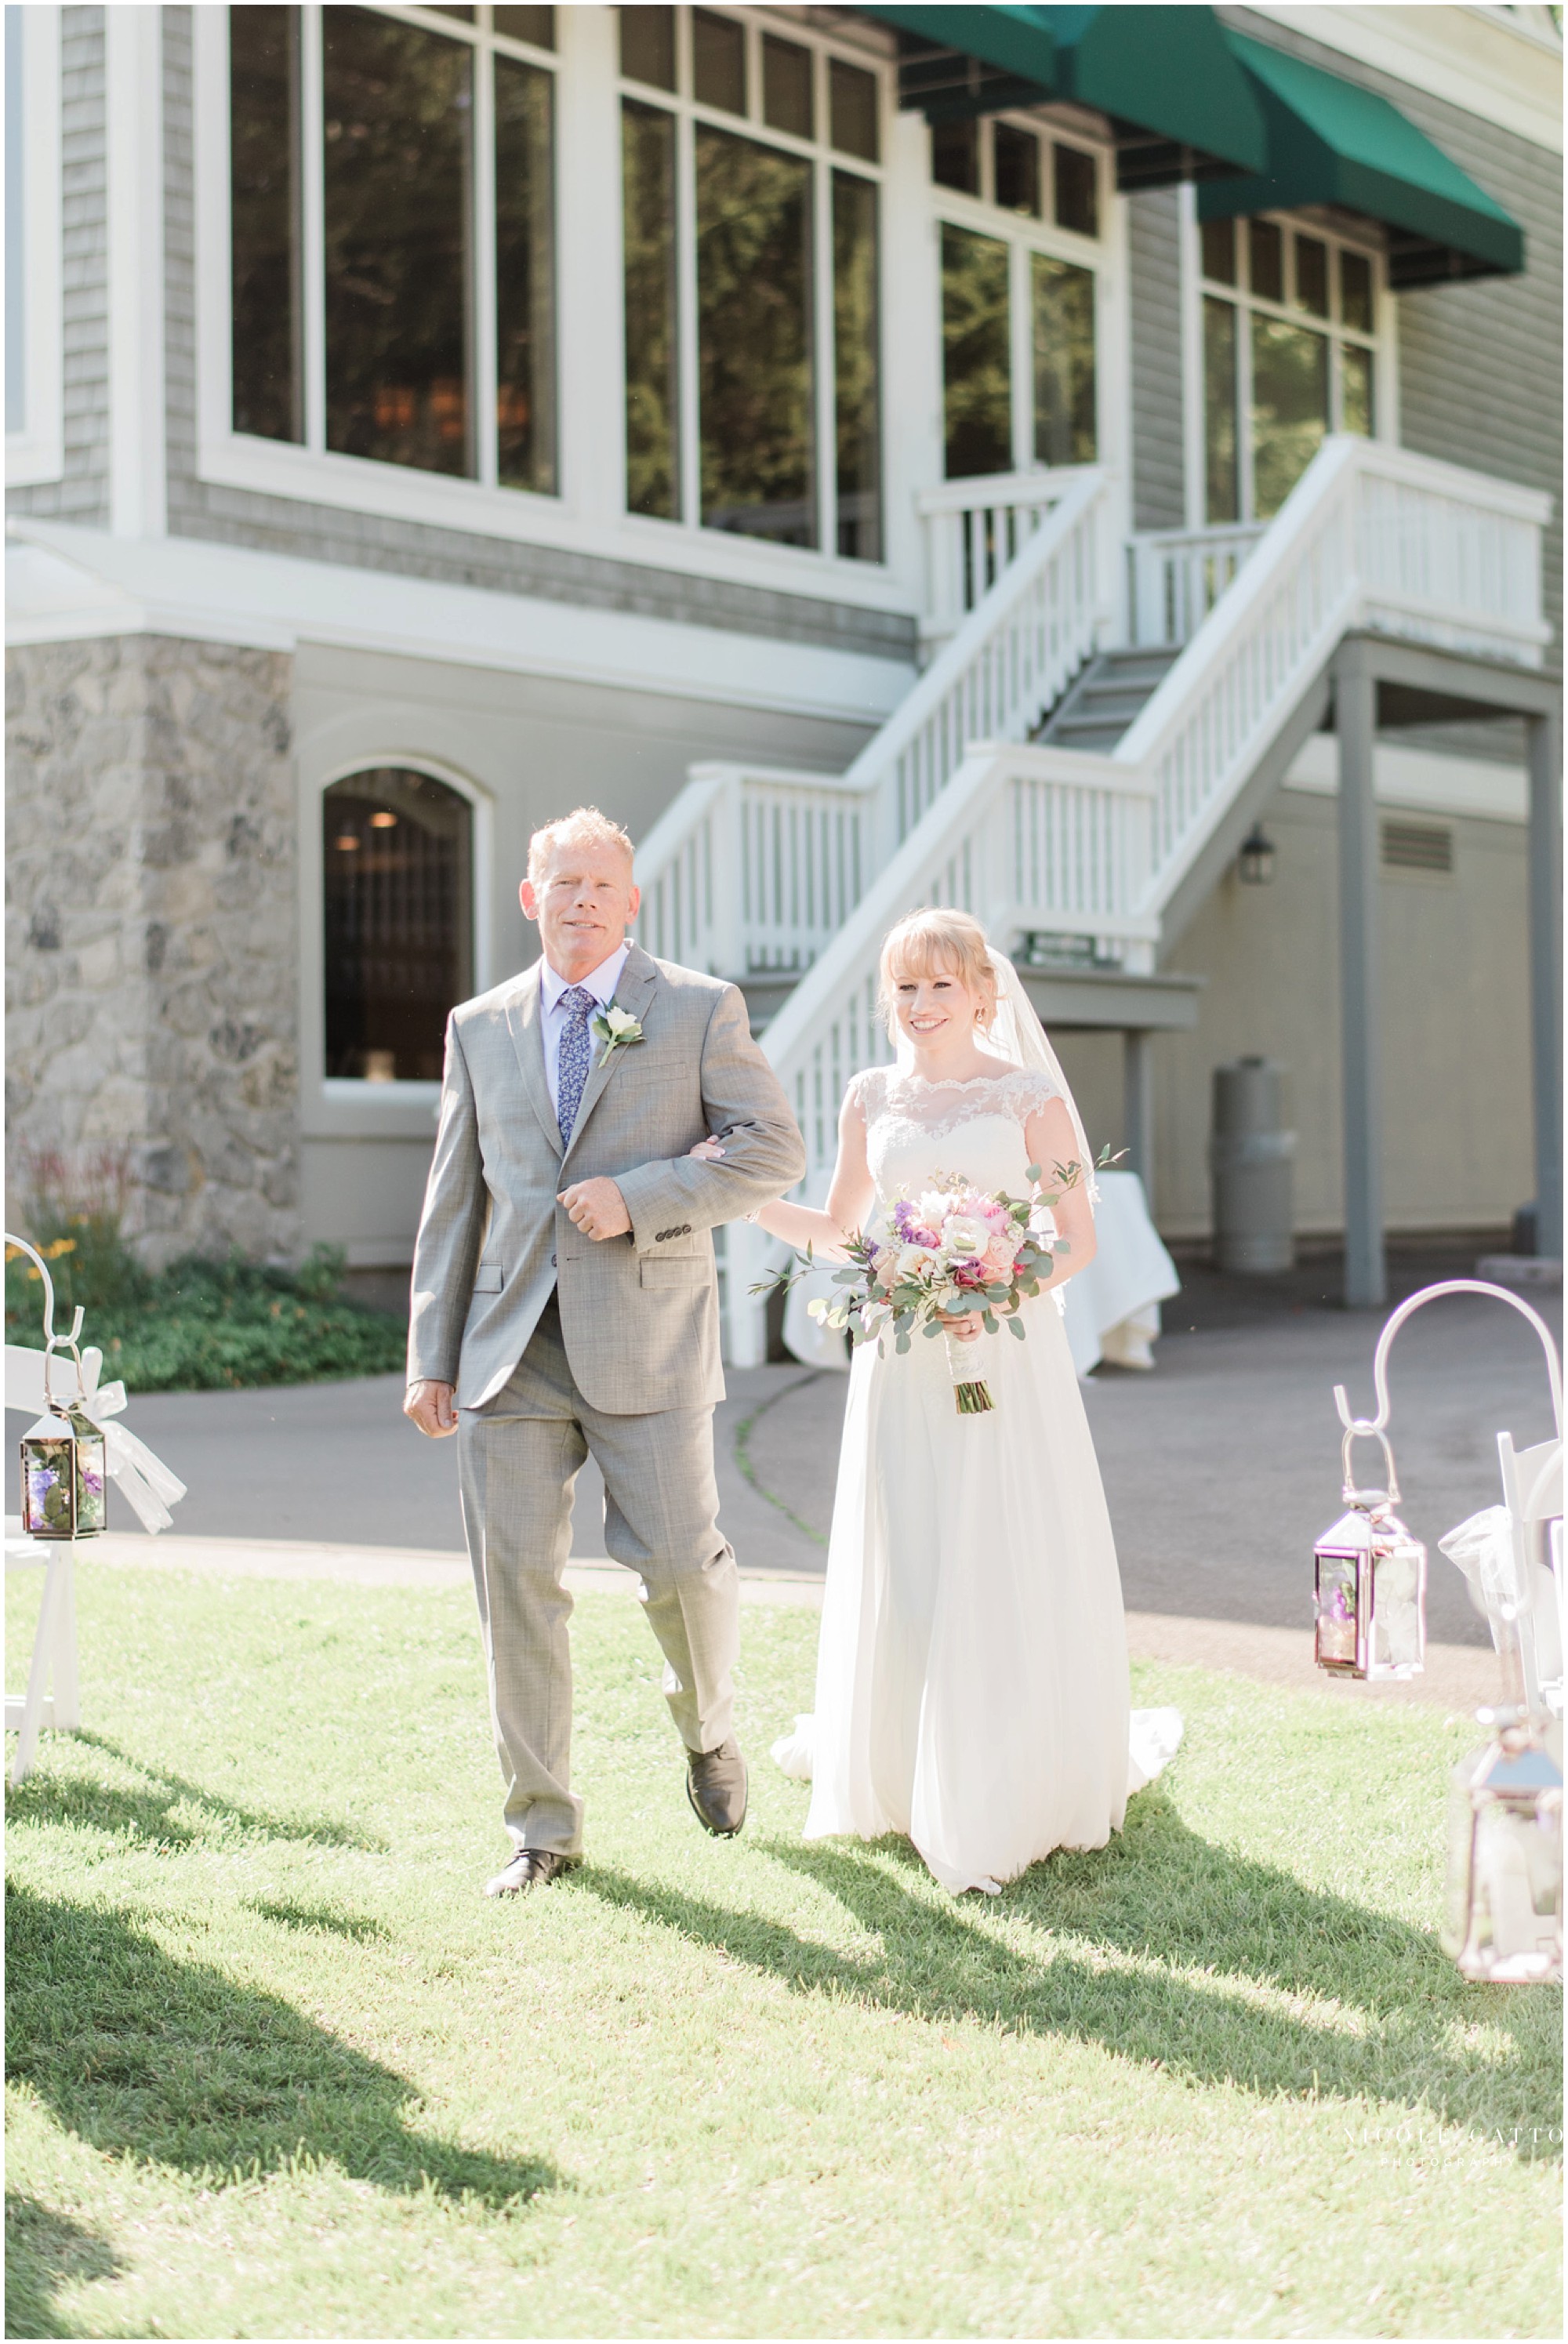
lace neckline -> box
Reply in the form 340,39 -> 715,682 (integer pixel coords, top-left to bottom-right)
887,1063 -> 1027,1093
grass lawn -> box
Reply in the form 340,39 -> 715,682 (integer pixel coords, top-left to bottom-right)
5,1567 -> 1561,2341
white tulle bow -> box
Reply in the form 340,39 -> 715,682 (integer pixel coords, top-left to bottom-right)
78,1380 -> 187,1533
1439,1504 -> 1523,1623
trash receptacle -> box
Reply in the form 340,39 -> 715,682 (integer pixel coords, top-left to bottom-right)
1210,1058 -> 1296,1273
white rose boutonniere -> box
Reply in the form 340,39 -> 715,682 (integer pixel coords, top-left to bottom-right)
591,1003 -> 644,1058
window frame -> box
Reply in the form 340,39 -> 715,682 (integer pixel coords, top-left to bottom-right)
928,110 -> 1117,483
615,2 -> 891,562
5,2 -> 64,488
1182,197 -> 1394,530
192,3 -> 906,609
217,2 -> 559,499
300,750 -> 495,1121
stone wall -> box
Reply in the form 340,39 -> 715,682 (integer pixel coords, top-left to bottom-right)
5,634 -> 302,1266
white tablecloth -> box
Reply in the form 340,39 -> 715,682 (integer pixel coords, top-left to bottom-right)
1058,1169 -> 1181,1375
781,1167 -> 1181,1376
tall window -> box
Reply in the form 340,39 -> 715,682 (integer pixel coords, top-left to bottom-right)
935,114 -> 1103,480
323,771 -> 474,1084
619,5 -> 884,560
1199,213 -> 1379,524
5,0 -> 62,484
5,3 -> 29,439
228,5 -> 557,495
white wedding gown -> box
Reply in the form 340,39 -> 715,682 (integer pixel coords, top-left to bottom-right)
774,1063 -> 1181,1896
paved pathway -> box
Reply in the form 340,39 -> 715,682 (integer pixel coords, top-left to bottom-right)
16,1283 -> 1555,1714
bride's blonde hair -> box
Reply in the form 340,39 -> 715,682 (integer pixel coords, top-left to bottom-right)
878,908 -> 998,1037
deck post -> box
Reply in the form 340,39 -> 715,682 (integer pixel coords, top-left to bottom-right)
1335,642 -> 1385,1308
1123,1028 -> 1155,1202
1526,701 -> 1563,1260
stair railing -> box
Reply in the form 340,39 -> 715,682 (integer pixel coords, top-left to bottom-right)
852,464 -> 1112,859
917,464 -> 1098,652
1127,521 -> 1265,648
760,436 -> 1549,1183
1117,436 -> 1551,909
760,738 -> 1160,1182
633,466 -> 1113,974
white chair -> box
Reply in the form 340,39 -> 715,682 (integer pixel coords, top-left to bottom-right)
1497,1430 -> 1564,1718
5,1337 -> 102,1786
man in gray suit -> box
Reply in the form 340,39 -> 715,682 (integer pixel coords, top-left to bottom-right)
405,807 -> 804,1895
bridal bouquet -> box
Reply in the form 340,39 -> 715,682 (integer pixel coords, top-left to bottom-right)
760,1159 -> 1089,1417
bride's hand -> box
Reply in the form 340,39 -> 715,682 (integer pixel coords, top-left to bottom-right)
687,1135 -> 726,1161
943,1310 -> 984,1344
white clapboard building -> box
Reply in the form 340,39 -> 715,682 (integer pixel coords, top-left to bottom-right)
5,3 -> 1562,1350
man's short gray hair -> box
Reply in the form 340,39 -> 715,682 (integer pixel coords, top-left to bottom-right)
527,806 -> 636,884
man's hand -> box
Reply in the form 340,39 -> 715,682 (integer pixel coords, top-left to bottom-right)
405,1379 -> 458,1438
557,1175 -> 632,1242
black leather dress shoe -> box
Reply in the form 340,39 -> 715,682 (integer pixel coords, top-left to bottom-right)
686,1738 -> 748,1836
483,1849 -> 579,1897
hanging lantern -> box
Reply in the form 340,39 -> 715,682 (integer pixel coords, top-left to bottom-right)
19,1342 -> 108,1540
1313,1427 -> 1426,1680
1443,1710 -> 1563,1983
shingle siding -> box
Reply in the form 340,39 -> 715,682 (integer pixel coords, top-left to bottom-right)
154,8 -> 914,664
1127,187 -> 1186,532
9,5 -> 109,526
1221,6 -> 1563,663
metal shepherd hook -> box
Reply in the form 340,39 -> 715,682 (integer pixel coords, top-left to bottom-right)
1334,1278 -> 1563,1515
2,1229 -> 86,1355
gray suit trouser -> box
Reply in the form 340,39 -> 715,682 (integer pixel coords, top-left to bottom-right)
457,1292 -> 739,1856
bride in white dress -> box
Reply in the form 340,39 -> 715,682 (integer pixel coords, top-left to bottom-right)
733,909 -> 1180,1896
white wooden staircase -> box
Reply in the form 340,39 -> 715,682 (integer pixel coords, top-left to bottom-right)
631,436 -> 1551,1359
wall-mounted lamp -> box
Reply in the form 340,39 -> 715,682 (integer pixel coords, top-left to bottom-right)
1237,824 -> 1276,886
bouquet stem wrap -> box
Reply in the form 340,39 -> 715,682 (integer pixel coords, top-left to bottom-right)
942,1326 -> 995,1416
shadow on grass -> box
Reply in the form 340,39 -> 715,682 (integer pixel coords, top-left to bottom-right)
5,1733 -> 384,1852
245,1899 -> 391,1942
5,1885 -> 557,2212
4,2194 -> 123,2340
581,1791 -> 1561,2156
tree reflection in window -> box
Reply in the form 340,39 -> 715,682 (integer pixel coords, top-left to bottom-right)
1250,317 -> 1327,518
622,98 -> 681,519
696,125 -> 815,545
323,8 -> 474,475
495,53 -> 556,492
323,770 -> 474,1083
1032,253 -> 1094,466
942,223 -> 1011,479
230,4 -> 303,442
833,171 -> 880,561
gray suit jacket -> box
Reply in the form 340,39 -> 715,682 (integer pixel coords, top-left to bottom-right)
407,943 -> 805,1413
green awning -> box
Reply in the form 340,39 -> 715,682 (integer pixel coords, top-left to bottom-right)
1198,31 -> 1526,285
858,5 -> 1267,184
1047,7 -> 1268,185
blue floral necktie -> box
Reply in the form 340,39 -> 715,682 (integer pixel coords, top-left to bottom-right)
555,986 -> 597,1146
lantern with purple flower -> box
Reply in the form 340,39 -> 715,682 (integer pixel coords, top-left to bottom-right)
20,1343 -> 107,1540
1312,1426 -> 1426,1680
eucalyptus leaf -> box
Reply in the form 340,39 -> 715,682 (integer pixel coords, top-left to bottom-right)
1007,1313 -> 1027,1340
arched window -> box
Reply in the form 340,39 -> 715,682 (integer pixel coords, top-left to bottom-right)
323,767 -> 473,1082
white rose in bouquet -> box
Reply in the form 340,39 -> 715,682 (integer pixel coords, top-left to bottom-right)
939,1214 -> 991,1261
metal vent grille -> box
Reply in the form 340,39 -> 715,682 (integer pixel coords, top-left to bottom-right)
1381,818 -> 1454,875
